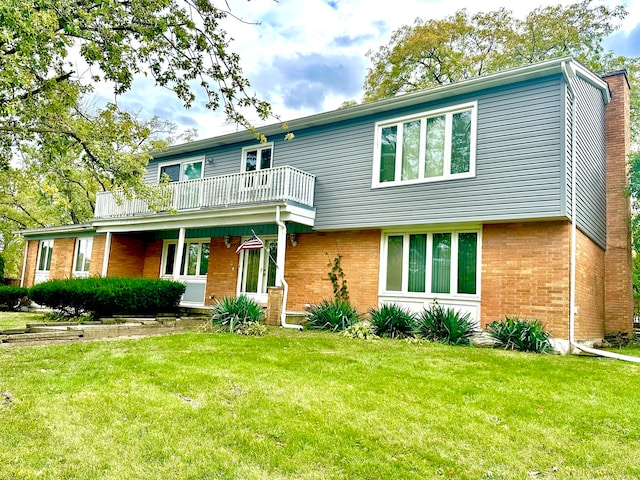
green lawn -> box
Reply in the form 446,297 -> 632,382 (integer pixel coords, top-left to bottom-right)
1,329 -> 639,479
0,311 -> 47,330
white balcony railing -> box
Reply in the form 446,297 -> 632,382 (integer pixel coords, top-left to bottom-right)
94,166 -> 315,219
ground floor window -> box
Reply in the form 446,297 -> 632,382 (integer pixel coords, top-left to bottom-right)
72,237 -> 93,278
36,240 -> 53,272
381,230 -> 479,296
161,240 -> 210,277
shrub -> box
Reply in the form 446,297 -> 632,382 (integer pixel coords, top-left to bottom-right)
211,295 -> 264,333
415,303 -> 475,345
306,298 -> 360,332
0,286 -> 28,310
235,321 -> 268,337
486,316 -> 553,353
29,277 -> 185,317
368,303 -> 416,339
342,321 -> 378,340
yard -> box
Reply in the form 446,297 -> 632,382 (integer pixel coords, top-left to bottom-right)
1,314 -> 639,479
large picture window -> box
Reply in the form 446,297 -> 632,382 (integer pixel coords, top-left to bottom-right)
382,231 -> 479,296
161,240 -> 210,277
373,103 -> 476,187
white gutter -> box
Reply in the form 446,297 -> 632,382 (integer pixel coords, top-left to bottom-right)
20,240 -> 28,288
101,231 -> 112,277
561,60 -> 578,347
275,206 -> 303,330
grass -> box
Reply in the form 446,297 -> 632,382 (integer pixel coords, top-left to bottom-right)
0,328 -> 639,479
0,311 -> 47,330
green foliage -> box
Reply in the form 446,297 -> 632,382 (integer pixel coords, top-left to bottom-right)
486,316 -> 554,353
306,299 -> 360,332
415,303 -> 475,345
327,254 -> 349,302
0,286 -> 28,310
368,303 -> 416,339
342,321 -> 378,340
29,277 -> 185,317
210,295 -> 264,334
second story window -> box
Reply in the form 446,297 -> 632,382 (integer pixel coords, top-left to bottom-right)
373,102 -> 477,187
159,159 -> 203,182
242,143 -> 273,173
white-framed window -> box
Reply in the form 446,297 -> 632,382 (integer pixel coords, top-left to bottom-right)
372,102 -> 477,187
161,239 -> 210,277
241,143 -> 273,172
36,240 -> 53,272
380,230 -> 480,297
72,237 -> 93,278
158,158 -> 204,182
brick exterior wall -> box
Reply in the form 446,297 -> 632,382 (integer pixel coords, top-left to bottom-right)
284,230 -> 380,312
50,237 -> 75,279
481,221 -> 571,338
603,72 -> 634,334
206,236 -> 240,304
22,240 -> 38,287
89,235 -> 106,277
575,229 -> 605,339
106,234 -> 146,277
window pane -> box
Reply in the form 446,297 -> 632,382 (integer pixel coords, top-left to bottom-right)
245,150 -> 257,171
457,233 -> 477,294
83,238 -> 92,271
45,242 -> 53,270
401,120 -> 420,181
199,243 -> 210,276
244,250 -> 260,293
164,243 -> 176,276
38,241 -> 52,271
386,236 -> 403,291
182,161 -> 202,180
260,148 -> 272,170
266,242 -> 278,289
425,116 -> 445,178
408,234 -> 426,292
431,233 -> 451,294
160,164 -> 181,182
186,243 -> 198,276
379,126 -> 397,183
451,110 -> 472,174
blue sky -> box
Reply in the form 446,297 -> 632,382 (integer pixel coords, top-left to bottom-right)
94,0 -> 640,140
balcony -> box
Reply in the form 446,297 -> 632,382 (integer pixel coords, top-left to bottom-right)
94,166 -> 315,219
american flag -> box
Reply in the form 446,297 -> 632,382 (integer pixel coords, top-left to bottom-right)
235,234 -> 264,254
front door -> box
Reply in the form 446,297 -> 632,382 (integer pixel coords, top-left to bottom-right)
238,239 -> 277,304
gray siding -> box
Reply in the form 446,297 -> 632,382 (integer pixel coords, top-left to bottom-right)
572,76 -> 607,248
146,75 -> 569,231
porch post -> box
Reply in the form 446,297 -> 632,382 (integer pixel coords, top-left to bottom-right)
101,231 -> 112,277
174,227 -> 186,282
276,211 -> 287,286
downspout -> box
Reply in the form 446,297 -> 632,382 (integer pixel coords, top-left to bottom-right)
562,61 -> 640,363
20,240 -> 28,288
275,205 -> 303,330
561,60 -> 578,348
101,231 -> 112,277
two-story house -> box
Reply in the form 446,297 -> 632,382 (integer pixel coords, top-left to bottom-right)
19,57 -> 633,344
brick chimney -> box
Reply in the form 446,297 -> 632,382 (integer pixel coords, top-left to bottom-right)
603,71 -> 633,334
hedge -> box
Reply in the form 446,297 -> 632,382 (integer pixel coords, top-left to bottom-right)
0,286 -> 28,310
29,277 -> 186,317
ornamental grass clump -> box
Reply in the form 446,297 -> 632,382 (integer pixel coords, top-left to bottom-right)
368,303 -> 416,339
210,295 -> 264,334
305,298 -> 360,332
486,316 -> 553,353
342,321 -> 378,340
415,303 -> 475,346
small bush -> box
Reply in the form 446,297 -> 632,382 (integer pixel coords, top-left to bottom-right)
29,277 -> 185,317
0,286 -> 28,310
211,295 -> 264,333
306,299 -> 360,332
342,321 -> 378,340
368,303 -> 416,339
415,303 -> 475,345
486,316 -> 553,353
235,321 -> 268,337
